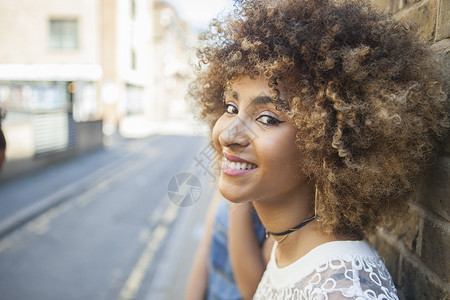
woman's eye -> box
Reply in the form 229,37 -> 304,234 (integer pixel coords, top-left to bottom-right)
224,103 -> 238,114
256,115 -> 283,126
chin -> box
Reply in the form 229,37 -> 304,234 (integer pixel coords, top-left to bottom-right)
218,178 -> 249,203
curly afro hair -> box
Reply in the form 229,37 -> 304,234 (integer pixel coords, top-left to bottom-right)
189,0 -> 449,237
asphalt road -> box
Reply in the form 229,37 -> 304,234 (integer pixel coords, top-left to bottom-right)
0,134 -> 216,300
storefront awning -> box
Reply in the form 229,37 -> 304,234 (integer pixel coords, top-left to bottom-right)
0,64 -> 103,81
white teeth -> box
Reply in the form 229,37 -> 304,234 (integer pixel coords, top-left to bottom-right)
225,158 -> 257,170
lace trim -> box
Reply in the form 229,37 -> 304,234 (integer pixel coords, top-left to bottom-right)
254,256 -> 398,300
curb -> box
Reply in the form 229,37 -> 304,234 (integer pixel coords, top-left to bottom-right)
0,180 -> 88,238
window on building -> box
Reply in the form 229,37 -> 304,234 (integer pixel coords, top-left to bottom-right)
131,0 -> 136,19
131,49 -> 137,70
126,84 -> 144,115
49,19 -> 78,50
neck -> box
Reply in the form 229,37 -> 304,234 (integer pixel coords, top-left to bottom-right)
252,184 -> 314,234
252,186 -> 340,267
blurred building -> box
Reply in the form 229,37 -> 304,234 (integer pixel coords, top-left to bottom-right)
0,0 -> 103,166
148,1 -> 198,133
101,0 -> 154,136
0,0 -> 156,180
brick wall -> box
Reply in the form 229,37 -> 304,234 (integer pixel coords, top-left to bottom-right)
369,0 -> 450,299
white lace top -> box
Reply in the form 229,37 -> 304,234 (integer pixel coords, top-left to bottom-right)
253,240 -> 398,300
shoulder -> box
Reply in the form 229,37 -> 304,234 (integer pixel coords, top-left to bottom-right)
308,254 -> 398,300
254,241 -> 399,300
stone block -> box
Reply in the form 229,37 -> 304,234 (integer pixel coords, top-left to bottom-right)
384,209 -> 421,252
420,218 -> 450,282
444,135 -> 450,157
394,0 -> 438,42
430,38 -> 450,94
369,235 -> 402,284
442,133 -> 450,157
402,0 -> 425,9
430,157 -> 450,220
416,156 -> 450,221
399,257 -> 448,299
371,0 -> 400,13
436,0 -> 450,41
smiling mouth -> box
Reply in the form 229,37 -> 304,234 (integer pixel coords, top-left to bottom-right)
223,157 -> 258,170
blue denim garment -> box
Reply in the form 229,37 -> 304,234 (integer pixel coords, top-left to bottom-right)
206,199 -> 266,300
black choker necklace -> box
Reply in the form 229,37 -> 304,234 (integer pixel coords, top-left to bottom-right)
265,215 -> 316,238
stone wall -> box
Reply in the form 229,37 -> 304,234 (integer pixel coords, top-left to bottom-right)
369,0 -> 449,299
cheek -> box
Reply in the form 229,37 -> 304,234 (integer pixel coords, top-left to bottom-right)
212,115 -> 226,150
260,130 -> 300,172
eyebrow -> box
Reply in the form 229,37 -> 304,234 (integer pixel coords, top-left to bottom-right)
227,90 -> 290,110
250,95 -> 277,106
251,95 -> 290,111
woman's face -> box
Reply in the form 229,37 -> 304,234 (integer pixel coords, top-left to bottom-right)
212,76 -> 308,204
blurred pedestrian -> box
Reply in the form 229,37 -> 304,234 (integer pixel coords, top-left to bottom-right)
189,0 -> 449,298
0,108 -> 6,171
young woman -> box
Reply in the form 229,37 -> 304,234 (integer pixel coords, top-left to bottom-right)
189,0 -> 448,298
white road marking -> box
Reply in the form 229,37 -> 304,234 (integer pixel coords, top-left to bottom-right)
117,203 -> 179,300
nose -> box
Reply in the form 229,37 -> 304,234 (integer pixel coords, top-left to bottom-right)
218,116 -> 253,148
